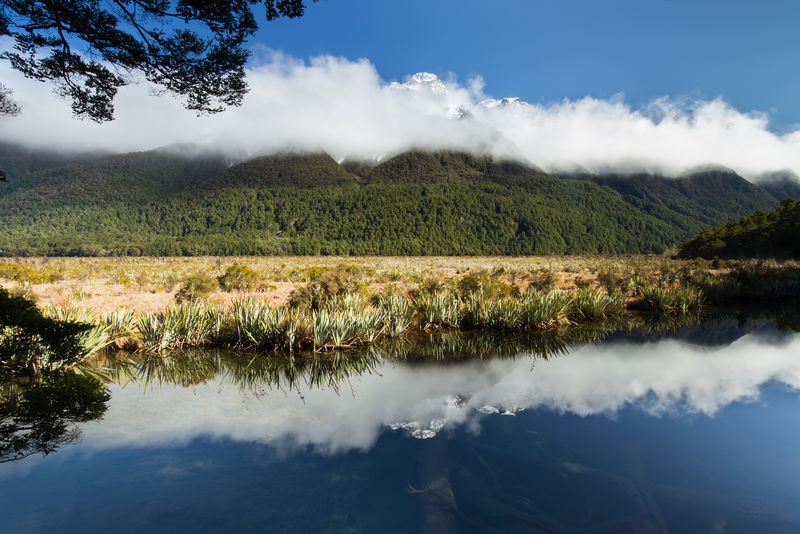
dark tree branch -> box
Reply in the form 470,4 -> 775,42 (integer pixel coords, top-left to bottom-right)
0,0 -> 318,121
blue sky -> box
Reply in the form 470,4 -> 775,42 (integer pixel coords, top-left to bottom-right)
3,0 -> 800,177
261,0 -> 799,131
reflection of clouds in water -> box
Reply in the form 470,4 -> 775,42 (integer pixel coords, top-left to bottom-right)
80,333 -> 800,454
527,336 -> 800,416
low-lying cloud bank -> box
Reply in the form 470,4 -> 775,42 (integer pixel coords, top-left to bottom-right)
1,51 -> 799,180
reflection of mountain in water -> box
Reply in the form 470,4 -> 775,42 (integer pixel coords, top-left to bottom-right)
604,317 -> 762,348
73,314 -> 800,452
605,306 -> 800,348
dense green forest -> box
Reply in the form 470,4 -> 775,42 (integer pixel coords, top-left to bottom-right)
0,143 -> 797,256
678,199 -> 800,259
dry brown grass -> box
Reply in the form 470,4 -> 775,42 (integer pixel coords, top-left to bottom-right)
0,255 -> 707,313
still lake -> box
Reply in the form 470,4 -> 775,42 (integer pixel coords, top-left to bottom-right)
2,314 -> 800,533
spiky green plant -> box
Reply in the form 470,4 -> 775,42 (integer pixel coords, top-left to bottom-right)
361,309 -> 385,342
167,303 -> 216,347
491,298 -> 524,329
136,312 -> 177,352
44,305 -> 113,357
638,285 -> 705,313
312,309 -> 332,351
519,291 -> 572,328
570,289 -> 625,321
100,308 -> 137,350
459,294 -> 486,328
380,294 -> 413,337
416,293 -> 460,328
230,298 -> 302,350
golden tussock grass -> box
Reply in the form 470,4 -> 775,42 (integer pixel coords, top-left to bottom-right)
0,255 -> 712,313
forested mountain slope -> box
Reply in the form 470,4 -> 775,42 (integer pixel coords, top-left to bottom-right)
561,169 -> 778,234
678,199 -> 800,259
0,144 -> 794,256
756,171 -> 800,201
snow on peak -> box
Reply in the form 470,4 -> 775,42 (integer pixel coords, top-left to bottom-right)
479,97 -> 531,110
390,72 -> 449,96
450,105 -> 472,120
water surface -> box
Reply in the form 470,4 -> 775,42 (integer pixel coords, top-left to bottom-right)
2,315 -> 800,533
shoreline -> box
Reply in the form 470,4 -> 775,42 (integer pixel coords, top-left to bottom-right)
2,255 -> 798,366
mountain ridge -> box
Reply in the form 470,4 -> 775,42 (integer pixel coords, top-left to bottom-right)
0,143 -> 796,256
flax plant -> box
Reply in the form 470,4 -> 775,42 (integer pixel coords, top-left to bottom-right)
43,305 -> 113,358
416,293 -> 460,328
637,285 -> 704,313
570,289 -> 625,321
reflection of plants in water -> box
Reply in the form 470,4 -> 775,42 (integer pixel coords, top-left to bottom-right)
646,305 -> 800,334
82,305 -> 796,398
627,311 -> 707,336
731,305 -> 800,333
378,321 -> 625,363
0,371 -> 110,463
94,322 -> 635,394
775,311 -> 800,333
97,349 -> 385,396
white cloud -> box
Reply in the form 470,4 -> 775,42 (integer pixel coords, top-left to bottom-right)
1,51 -> 799,179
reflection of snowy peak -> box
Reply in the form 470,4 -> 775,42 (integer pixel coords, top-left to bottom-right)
390,72 -> 449,96
389,395 -> 530,440
451,105 -> 471,119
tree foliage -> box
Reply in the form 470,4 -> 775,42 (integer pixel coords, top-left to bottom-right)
0,0 -> 316,121
0,287 -> 91,376
0,83 -> 19,180
0,82 -> 20,117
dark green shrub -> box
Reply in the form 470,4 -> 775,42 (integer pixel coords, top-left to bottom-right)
596,271 -> 628,295
288,271 -> 363,310
175,272 -> 218,303
217,264 -> 259,291
456,273 -> 518,299
528,271 -> 558,292
1,288 -> 91,376
414,277 -> 450,297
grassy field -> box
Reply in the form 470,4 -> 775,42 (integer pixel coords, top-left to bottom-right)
3,255 -> 799,369
0,255 -> 701,313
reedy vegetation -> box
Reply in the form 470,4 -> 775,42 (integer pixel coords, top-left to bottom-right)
91,305 -> 800,396
36,287 -> 663,355
5,256 -> 800,369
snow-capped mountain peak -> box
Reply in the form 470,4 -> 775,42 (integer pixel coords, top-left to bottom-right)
390,72 -> 449,96
479,97 -> 531,110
